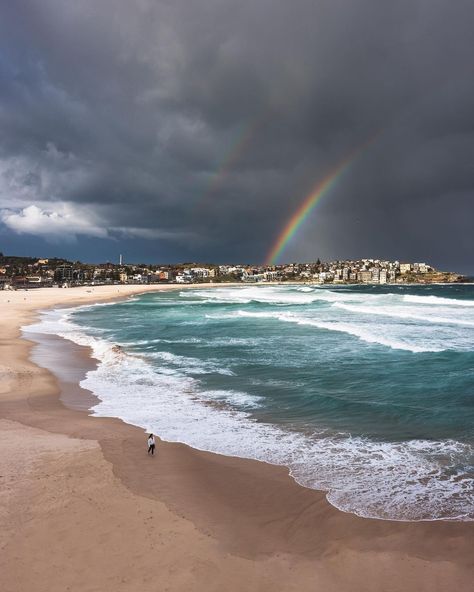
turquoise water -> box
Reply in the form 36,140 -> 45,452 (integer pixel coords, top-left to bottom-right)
31,284 -> 474,520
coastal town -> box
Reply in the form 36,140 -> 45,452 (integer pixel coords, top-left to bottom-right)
0,252 -> 467,289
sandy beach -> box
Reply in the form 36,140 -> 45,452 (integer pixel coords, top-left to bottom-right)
0,285 -> 473,592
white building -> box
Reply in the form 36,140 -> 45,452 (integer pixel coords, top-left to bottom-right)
414,262 -> 431,273
400,263 -> 412,274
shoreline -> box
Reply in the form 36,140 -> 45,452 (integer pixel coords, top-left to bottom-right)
27,298 -> 473,524
1,285 -> 473,591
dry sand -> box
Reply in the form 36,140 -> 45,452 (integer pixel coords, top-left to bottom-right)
0,284 -> 472,592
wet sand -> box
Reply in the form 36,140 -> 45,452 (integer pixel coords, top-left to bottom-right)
0,285 -> 473,591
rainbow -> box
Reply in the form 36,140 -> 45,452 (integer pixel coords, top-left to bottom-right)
265,139 -> 375,265
197,119 -> 263,211
206,122 -> 257,195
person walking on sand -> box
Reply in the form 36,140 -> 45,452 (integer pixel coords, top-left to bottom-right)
147,433 -> 156,455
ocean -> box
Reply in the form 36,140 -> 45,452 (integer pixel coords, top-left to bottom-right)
25,283 -> 474,522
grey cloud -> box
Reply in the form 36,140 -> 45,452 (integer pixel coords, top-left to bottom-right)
0,0 -> 473,270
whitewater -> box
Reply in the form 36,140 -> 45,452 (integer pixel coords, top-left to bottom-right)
24,283 -> 474,521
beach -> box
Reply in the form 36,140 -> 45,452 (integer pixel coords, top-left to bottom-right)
1,285 -> 473,592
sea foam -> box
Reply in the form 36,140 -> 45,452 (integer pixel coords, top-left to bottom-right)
206,309 -> 447,353
24,305 -> 474,522
404,294 -> 474,307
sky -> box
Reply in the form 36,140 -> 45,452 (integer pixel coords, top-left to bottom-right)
0,0 -> 473,272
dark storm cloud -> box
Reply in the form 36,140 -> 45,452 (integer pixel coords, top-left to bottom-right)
0,0 -> 473,269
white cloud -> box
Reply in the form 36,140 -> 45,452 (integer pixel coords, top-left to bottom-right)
1,204 -> 109,242
0,140 -> 189,245
114,226 -> 197,241
0,203 -> 190,244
